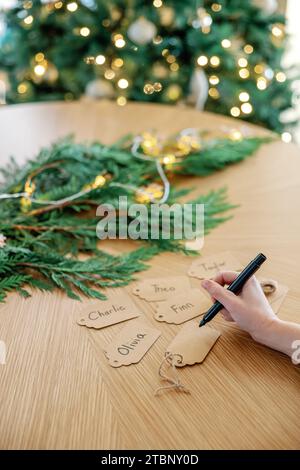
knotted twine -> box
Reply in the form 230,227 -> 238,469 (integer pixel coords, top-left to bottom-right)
155,352 -> 190,396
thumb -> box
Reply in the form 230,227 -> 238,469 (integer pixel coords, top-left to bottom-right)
201,279 -> 238,312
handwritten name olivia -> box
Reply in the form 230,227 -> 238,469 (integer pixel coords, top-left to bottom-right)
117,333 -> 147,355
104,322 -> 161,367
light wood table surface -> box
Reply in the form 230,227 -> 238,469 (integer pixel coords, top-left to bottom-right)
0,101 -> 299,450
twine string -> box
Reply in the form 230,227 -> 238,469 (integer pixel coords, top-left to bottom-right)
155,352 -> 190,396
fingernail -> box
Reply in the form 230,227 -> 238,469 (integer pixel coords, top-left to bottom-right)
201,280 -> 209,289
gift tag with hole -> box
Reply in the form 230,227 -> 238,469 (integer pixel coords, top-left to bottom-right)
166,321 -> 221,367
104,320 -> 161,367
154,288 -> 211,324
77,292 -> 140,329
259,278 -> 289,314
132,276 -> 190,302
188,251 -> 242,280
268,284 -> 289,314
259,278 -> 278,296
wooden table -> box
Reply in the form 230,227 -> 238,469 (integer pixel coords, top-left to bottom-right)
0,101 -> 299,450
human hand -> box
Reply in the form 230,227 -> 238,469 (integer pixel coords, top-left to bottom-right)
201,271 -> 277,341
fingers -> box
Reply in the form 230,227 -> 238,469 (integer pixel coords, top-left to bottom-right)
201,279 -> 240,312
212,271 -> 239,286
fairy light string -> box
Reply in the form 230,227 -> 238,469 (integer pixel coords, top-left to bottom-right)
0,127 -> 249,211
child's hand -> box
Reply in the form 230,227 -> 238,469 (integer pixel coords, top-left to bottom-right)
201,271 -> 277,341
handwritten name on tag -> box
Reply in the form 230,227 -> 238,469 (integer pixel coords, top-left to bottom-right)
188,251 -> 242,280
132,276 -> 190,301
77,292 -> 140,329
166,321 -> 221,367
154,288 -> 211,324
104,321 -> 161,367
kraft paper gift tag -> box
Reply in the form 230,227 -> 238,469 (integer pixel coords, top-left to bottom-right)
166,321 -> 221,367
77,291 -> 140,329
154,288 -> 211,324
155,322 -> 220,395
188,251 -> 242,280
132,276 -> 190,302
259,278 -> 289,314
104,320 -> 161,367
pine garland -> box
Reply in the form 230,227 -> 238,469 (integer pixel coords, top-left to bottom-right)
0,131 -> 270,302
179,137 -> 268,175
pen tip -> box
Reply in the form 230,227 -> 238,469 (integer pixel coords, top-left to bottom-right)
199,319 -> 205,327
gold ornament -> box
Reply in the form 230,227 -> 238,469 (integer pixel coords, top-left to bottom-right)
135,183 -> 164,203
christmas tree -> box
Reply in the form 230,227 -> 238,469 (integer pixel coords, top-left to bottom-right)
0,0 -> 294,134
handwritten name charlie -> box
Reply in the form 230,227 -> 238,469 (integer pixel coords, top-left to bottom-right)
88,304 -> 125,320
